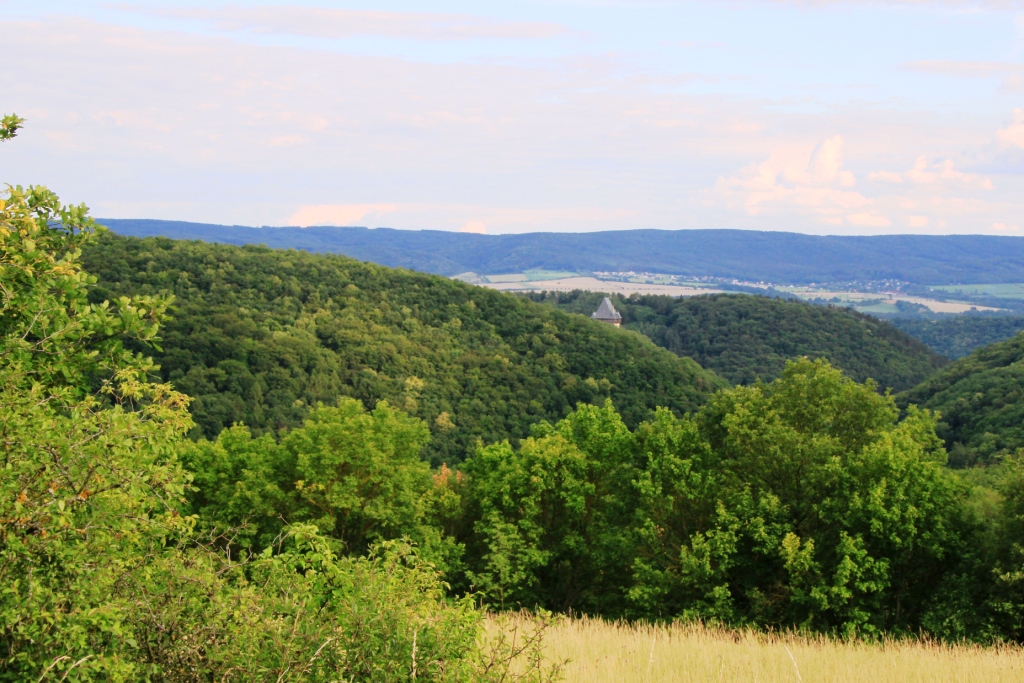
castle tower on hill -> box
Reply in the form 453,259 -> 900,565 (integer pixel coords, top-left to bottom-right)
591,297 -> 622,327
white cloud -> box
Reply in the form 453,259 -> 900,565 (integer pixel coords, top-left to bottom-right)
868,157 -> 993,189
460,221 -> 488,234
804,136 -> 857,187
715,136 -> 872,226
906,157 -> 993,188
288,204 -> 397,227
908,215 -> 930,227
868,170 -> 904,184
992,221 -> 1021,231
996,108 -> 1024,149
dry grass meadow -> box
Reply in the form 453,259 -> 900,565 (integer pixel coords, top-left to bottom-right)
491,614 -> 1024,683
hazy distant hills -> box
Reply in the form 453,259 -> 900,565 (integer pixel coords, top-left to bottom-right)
98,219 -> 1024,285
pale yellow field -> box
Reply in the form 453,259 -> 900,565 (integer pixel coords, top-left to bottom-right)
494,615 -> 1024,683
483,276 -> 723,297
782,290 -> 1002,314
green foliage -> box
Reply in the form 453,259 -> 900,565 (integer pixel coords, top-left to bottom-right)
96,528 -> 497,683
989,454 -> 1024,640
462,402 -> 635,613
8,107 -> 1024,656
182,399 -> 464,573
0,137 -> 554,679
460,359 -> 978,636
80,233 -> 723,462
672,361 -> 967,635
893,316 -> 1024,359
0,114 -> 24,141
529,291 -> 946,391
0,175 -> 193,678
898,331 -> 1024,467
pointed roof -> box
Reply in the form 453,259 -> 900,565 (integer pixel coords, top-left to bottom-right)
591,297 -> 622,321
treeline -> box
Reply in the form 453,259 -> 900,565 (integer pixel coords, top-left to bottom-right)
81,233 -> 723,463
527,291 -> 946,391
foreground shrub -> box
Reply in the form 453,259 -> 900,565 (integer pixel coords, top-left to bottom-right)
0,121 -> 554,681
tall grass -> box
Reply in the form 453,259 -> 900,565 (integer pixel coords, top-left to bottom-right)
491,614 -> 1024,683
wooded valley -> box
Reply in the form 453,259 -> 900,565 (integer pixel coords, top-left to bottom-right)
7,152 -> 1024,678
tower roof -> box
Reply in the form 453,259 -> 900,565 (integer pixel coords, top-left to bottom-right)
591,297 -> 622,321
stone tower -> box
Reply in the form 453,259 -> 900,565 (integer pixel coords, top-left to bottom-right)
591,297 -> 622,327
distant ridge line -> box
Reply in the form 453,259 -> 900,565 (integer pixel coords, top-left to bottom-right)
96,218 -> 1024,285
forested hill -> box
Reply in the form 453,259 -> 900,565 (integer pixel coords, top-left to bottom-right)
80,232 -> 724,463
100,218 -> 1024,284
899,331 -> 1024,467
529,291 -> 948,392
892,317 -> 1024,359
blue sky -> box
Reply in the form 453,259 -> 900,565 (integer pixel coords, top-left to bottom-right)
2,0 -> 1024,234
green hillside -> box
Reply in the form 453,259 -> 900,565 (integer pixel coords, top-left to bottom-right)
528,291 -> 948,391
899,331 -> 1024,467
892,317 -> 1024,359
80,233 -> 724,463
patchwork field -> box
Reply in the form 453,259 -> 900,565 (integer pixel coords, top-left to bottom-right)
452,271 -> 1008,315
495,616 -> 1024,683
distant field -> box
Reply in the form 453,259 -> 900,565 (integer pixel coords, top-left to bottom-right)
496,615 -> 1024,683
782,288 -> 1002,314
486,270 -> 579,283
459,273 -> 1007,315
932,283 -> 1024,299
483,276 -> 723,297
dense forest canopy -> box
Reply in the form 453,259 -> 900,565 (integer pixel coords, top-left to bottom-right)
185,358 -> 1024,640
892,316 -> 1024,359
101,218 -> 1024,285
528,291 -> 947,392
80,232 -> 724,463
898,331 -> 1024,467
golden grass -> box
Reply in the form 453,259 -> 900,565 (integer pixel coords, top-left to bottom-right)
492,614 -> 1024,683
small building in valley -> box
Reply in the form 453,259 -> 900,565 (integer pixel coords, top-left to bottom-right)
591,297 -> 622,327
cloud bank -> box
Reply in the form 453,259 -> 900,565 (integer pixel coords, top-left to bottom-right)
2,4 -> 1023,235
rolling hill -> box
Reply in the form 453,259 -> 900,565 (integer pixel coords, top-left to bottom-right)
529,291 -> 948,391
99,219 -> 1024,285
80,232 -> 724,463
898,331 -> 1024,467
892,317 -> 1024,359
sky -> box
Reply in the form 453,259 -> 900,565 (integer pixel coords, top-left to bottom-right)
2,1 -> 1024,235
